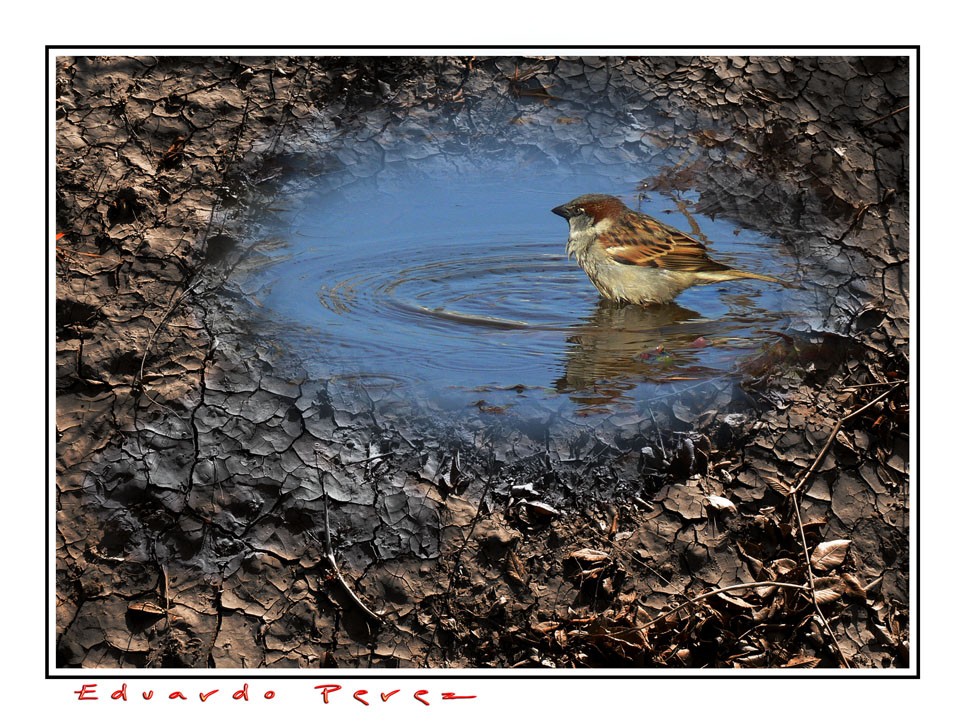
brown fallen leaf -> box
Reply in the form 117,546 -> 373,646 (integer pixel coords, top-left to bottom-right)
812,576 -> 843,605
840,573 -> 867,598
771,558 -> 800,575
783,655 -> 821,668
569,548 -> 610,564
577,566 -> 609,581
127,601 -> 166,617
506,550 -> 527,585
525,501 -> 561,520
554,628 -> 569,648
812,539 -> 851,571
762,475 -> 792,496
159,134 -> 189,169
531,620 -> 560,635
716,591 -> 755,609
704,494 -> 737,513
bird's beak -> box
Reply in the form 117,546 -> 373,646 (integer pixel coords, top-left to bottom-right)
551,204 -> 570,219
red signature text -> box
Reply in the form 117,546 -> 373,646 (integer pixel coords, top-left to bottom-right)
315,685 -> 476,705
74,683 -> 274,702
73,682 -> 475,705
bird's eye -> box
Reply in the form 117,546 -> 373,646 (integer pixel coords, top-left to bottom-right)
577,207 -> 584,214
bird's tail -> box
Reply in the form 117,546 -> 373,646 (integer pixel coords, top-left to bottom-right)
697,268 -> 797,289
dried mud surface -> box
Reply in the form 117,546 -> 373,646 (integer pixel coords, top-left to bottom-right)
55,56 -> 910,669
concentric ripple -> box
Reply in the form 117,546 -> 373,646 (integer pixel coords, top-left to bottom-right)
381,251 -> 586,331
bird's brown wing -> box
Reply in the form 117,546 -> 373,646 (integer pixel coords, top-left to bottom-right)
601,211 -> 730,272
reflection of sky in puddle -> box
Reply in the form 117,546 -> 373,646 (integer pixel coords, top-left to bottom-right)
238,159 -> 796,412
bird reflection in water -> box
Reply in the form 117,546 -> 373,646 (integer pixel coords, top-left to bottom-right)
555,299 -> 729,410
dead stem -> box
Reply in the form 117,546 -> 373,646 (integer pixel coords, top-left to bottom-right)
422,464 -> 497,666
135,277 -> 205,418
863,104 -> 910,128
632,581 -> 809,631
790,492 -> 850,667
783,379 -> 904,667
312,449 -> 383,625
789,381 -> 902,496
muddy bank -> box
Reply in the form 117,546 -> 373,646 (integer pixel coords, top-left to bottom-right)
55,55 -> 909,668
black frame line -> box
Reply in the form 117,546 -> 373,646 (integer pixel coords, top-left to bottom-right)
46,45 -> 920,681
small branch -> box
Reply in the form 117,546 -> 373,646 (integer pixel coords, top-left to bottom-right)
789,381 -> 902,495
840,382 -> 902,423
788,419 -> 842,496
648,406 -> 667,459
862,104 -> 909,128
839,381 -> 901,391
631,581 -> 809,631
56,246 -> 108,260
135,277 -> 206,418
312,449 -> 383,625
790,492 -> 850,668
781,381 -> 903,667
342,451 -> 396,467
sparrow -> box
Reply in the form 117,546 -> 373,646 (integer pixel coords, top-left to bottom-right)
552,194 -> 790,305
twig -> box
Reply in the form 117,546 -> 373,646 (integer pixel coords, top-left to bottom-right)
648,406 -> 667,459
840,382 -> 903,423
56,246 -> 108,260
312,449 -> 383,625
790,491 -> 850,668
788,418 -> 842,497
423,458 -> 497,665
863,104 -> 909,128
789,381 -> 902,495
839,381 -> 901,391
342,451 -> 396,467
631,581 -> 809,631
135,277 -> 205,417
782,380 -> 903,667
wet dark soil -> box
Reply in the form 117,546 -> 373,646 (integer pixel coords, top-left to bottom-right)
55,55 -> 910,669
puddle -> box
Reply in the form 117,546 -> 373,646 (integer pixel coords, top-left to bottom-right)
231,157 -> 797,414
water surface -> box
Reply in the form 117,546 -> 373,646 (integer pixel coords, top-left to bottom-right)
236,161 -> 795,413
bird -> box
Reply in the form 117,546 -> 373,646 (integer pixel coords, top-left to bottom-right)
552,194 -> 791,305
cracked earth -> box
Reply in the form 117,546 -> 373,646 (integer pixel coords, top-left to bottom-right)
55,55 -> 909,669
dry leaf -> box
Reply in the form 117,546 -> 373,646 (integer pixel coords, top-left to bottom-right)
771,558 -> 799,575
506,551 -> 527,585
812,576 -> 843,604
762,475 -> 792,496
784,655 -> 821,668
525,501 -> 561,519
127,601 -> 165,616
554,628 -> 569,647
704,495 -> 737,513
840,573 -> 866,598
752,598 -> 782,622
812,539 -> 851,571
532,620 -> 560,635
716,591 -> 755,609
569,548 -> 610,564
578,566 -> 608,581
617,591 -> 638,607
753,584 -> 778,599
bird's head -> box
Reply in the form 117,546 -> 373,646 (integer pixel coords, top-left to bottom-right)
551,194 -> 628,226
553,194 -> 630,259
